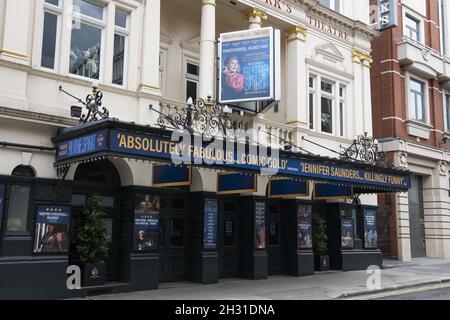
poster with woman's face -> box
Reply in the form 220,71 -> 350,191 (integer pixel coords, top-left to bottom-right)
341,219 -> 354,249
219,28 -> 273,104
34,206 -> 71,254
297,204 -> 312,249
133,194 -> 160,251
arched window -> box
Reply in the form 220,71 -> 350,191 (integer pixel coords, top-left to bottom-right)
11,165 -> 35,177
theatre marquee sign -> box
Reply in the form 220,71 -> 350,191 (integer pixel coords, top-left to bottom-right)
55,126 -> 410,191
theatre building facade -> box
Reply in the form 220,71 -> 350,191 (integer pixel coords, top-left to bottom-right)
0,0 -> 409,299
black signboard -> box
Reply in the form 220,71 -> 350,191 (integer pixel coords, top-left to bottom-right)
203,199 -> 218,250
297,204 -> 312,249
133,194 -> 160,251
255,202 -> 266,249
364,209 -> 378,249
0,184 -> 4,230
341,219 -> 355,249
34,205 -> 71,254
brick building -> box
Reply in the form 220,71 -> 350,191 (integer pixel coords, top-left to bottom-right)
371,0 -> 450,260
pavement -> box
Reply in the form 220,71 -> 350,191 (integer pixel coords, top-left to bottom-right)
89,257 -> 450,300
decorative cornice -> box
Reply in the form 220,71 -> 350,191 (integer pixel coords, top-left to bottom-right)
352,49 -> 373,66
0,106 -> 77,127
243,7 -> 268,21
286,25 -> 308,40
300,0 -> 379,39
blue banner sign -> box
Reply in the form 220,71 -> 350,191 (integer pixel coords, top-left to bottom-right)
269,179 -> 308,198
133,194 -> 160,251
34,205 -> 71,254
314,183 -> 353,200
56,130 -> 107,161
363,209 -> 378,249
219,27 -> 274,104
255,201 -> 266,249
217,173 -> 256,195
297,204 -> 312,249
203,199 -> 218,250
341,219 -> 354,249
0,184 -> 5,229
109,129 -> 409,190
153,165 -> 191,187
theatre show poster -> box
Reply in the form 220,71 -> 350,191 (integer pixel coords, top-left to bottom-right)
341,219 -> 354,249
364,209 -> 378,249
255,202 -> 266,249
34,205 -> 71,254
219,27 -> 278,104
297,204 -> 312,249
133,194 -> 160,251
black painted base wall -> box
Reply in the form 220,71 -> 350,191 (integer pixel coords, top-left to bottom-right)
0,256 -> 86,300
341,250 -> 383,271
188,193 -> 219,284
239,197 -> 268,280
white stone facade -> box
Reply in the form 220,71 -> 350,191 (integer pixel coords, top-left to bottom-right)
0,0 -> 376,201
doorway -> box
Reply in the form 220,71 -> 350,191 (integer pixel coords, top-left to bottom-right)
71,159 -> 122,282
159,195 -> 188,283
219,199 -> 239,278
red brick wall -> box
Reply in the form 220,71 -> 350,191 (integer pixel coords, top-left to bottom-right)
371,1 -> 450,150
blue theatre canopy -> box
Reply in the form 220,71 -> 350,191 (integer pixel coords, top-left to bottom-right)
52,119 -> 410,193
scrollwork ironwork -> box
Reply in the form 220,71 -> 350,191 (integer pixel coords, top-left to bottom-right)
340,132 -> 386,166
151,97 -> 238,137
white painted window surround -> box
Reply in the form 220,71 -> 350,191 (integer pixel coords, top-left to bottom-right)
35,0 -> 134,87
308,73 -> 347,138
405,72 -> 433,139
402,8 -> 425,45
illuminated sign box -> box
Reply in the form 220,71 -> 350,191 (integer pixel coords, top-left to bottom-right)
218,27 -> 281,111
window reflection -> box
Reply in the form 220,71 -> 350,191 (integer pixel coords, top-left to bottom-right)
73,0 -> 103,20
6,186 -> 31,233
70,22 -> 101,79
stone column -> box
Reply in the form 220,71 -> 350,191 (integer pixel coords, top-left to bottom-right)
285,26 -> 308,129
352,49 -> 373,135
396,191 -> 412,261
139,0 -> 161,96
243,7 -> 267,30
422,161 -> 450,258
199,0 -> 216,100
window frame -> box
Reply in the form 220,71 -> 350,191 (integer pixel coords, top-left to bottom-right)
444,92 -> 450,132
403,10 -> 424,44
159,49 -> 167,96
2,176 -> 35,237
320,80 -> 334,135
184,56 -> 200,102
407,75 -> 428,123
111,8 -> 130,87
38,0 -> 63,71
69,1 -> 107,81
307,71 -> 348,137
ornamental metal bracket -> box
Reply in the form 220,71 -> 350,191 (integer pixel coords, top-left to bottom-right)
59,85 -> 109,124
340,132 -> 387,166
150,97 -> 239,137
